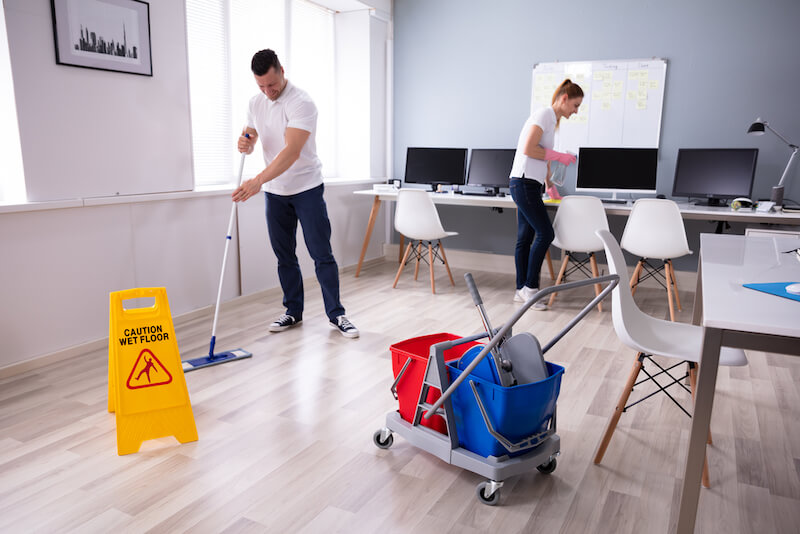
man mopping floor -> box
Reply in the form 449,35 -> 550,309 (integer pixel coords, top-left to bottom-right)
231,49 -> 359,339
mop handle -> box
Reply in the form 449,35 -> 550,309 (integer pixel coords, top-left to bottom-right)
210,136 -> 250,343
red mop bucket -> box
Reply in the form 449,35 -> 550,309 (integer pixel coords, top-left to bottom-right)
390,333 -> 479,434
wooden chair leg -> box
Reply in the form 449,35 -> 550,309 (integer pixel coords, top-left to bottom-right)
398,235 -> 405,263
594,354 -> 644,464
413,242 -> 421,281
630,260 -> 644,296
589,252 -> 603,312
668,259 -> 682,311
545,249 -> 555,281
393,242 -> 414,288
549,252 -> 570,306
439,242 -> 455,286
428,242 -> 435,294
665,261 -> 676,322
688,365 -> 711,488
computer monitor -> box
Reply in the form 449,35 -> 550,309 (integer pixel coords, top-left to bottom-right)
672,148 -> 758,206
576,147 -> 658,202
404,147 -> 467,189
466,148 -> 515,195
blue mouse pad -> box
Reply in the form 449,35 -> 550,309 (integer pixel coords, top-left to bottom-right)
743,282 -> 800,303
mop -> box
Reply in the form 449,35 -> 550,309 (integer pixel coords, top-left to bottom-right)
182,137 -> 253,372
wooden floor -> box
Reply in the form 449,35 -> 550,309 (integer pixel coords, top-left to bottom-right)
1,260 -> 799,533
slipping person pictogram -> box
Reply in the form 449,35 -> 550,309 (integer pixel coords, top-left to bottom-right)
135,355 -> 158,383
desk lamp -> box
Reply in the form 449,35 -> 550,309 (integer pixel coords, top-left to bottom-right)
747,118 -> 799,206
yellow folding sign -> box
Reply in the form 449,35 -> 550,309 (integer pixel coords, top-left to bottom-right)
108,287 -> 198,455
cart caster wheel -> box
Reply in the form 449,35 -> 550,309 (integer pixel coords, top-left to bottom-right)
373,429 -> 393,449
476,482 -> 500,506
537,457 -> 557,474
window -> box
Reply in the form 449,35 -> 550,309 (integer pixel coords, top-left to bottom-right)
0,5 -> 26,203
185,0 -> 336,186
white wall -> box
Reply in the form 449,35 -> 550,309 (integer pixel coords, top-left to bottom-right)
0,0 -> 388,372
5,0 -> 194,201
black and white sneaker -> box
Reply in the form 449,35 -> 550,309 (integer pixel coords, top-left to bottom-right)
329,315 -> 359,338
269,314 -> 301,332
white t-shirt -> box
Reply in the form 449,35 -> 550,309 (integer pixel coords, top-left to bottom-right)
246,81 -> 323,196
509,106 -> 557,184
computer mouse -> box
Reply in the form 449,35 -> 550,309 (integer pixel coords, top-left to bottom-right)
656,194 -> 666,199
498,192 -> 506,197
786,283 -> 800,295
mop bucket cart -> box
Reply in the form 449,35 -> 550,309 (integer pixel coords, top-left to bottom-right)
373,273 -> 619,505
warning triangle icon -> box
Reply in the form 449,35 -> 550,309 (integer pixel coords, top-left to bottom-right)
126,348 -> 173,390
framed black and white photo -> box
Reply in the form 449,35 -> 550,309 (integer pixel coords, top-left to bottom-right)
50,0 -> 152,76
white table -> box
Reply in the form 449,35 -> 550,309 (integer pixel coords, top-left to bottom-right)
676,234 -> 800,533
352,188 -> 800,277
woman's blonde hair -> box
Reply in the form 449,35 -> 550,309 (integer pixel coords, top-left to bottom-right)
551,78 -> 584,127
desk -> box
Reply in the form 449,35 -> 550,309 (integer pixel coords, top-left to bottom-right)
353,189 -> 800,277
676,234 -> 800,533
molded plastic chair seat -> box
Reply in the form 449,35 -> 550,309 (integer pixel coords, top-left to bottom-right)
621,198 -> 692,321
549,196 -> 609,311
593,229 -> 747,488
393,189 -> 458,294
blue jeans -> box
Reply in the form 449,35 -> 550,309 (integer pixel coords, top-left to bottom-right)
265,184 -> 345,322
510,178 -> 554,290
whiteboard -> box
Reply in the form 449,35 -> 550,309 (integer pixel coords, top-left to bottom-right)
531,58 -> 667,154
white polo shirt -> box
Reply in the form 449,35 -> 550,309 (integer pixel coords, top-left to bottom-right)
510,106 -> 557,184
246,80 -> 323,196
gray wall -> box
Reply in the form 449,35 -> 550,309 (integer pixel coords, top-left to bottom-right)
393,0 -> 800,267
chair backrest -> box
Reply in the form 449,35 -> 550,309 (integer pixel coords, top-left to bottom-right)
552,195 -> 609,252
595,229 -> 656,348
394,189 -> 447,240
620,198 -> 691,259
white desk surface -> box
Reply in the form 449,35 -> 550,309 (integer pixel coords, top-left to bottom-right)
699,234 -> 800,338
354,189 -> 800,225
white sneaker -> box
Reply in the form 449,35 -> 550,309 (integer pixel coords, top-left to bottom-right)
519,286 -> 547,310
513,289 -> 525,302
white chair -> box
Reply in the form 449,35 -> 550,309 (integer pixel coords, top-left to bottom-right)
549,196 -> 609,311
621,199 -> 692,321
593,229 -> 747,488
392,189 -> 458,293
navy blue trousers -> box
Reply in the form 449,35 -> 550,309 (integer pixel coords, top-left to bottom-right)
265,184 -> 345,322
510,177 -> 555,290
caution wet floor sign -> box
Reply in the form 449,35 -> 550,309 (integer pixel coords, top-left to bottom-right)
108,287 -> 197,455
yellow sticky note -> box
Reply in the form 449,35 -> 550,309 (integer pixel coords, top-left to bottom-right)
613,81 -> 624,91
639,80 -> 649,90
601,101 -> 612,111
638,89 -> 648,99
649,80 -> 659,89
629,70 -> 647,80
613,91 -> 622,100
627,91 -> 637,101
636,100 -> 647,110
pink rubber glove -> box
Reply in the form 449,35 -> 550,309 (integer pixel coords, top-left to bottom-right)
546,184 -> 562,200
544,148 -> 577,166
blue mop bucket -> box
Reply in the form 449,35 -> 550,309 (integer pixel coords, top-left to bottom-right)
446,353 -> 564,458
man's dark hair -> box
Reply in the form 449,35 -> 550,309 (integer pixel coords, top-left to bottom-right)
251,49 -> 282,76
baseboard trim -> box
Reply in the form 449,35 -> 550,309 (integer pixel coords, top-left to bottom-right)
1,281 -> 313,379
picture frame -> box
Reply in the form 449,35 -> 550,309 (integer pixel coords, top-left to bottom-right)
50,0 -> 152,77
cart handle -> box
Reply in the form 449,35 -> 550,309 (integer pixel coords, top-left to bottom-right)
389,357 -> 413,400
469,380 -> 556,453
424,273 -> 619,419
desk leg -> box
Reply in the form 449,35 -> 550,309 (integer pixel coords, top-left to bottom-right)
691,259 -> 703,326
355,196 -> 381,278
676,326 -> 722,534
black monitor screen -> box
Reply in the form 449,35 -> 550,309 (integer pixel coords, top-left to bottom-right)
672,148 -> 758,205
404,147 -> 467,186
466,149 -> 515,189
576,147 -> 658,192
